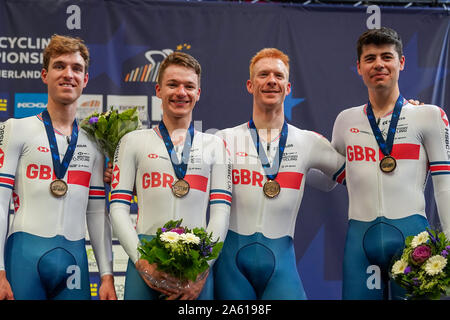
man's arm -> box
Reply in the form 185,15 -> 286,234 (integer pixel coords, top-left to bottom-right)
422,106 -> 450,237
0,119 -> 22,300
306,130 -> 346,188
108,133 -> 181,297
86,148 -> 116,300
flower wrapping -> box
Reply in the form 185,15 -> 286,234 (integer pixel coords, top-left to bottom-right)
137,219 -> 223,283
390,228 -> 450,299
79,107 -> 141,160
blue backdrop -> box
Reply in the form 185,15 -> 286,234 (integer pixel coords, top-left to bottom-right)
0,0 -> 449,299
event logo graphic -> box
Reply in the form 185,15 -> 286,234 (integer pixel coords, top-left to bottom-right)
124,49 -> 173,83
123,44 -> 192,84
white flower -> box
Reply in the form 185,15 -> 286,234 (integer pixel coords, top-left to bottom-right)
411,231 -> 429,248
391,259 -> 409,275
180,232 -> 200,245
424,255 -> 447,276
160,231 -> 180,243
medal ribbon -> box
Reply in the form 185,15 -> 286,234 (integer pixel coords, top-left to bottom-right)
248,119 -> 288,180
41,109 -> 78,180
158,121 -> 195,180
366,95 -> 404,157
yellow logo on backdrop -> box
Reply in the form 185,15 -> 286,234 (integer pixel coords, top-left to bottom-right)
0,99 -> 7,111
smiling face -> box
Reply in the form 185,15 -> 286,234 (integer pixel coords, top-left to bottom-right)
357,43 -> 405,93
41,52 -> 89,106
155,64 -> 201,121
247,57 -> 291,111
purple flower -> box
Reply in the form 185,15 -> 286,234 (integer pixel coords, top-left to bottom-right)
171,227 -> 185,235
89,116 -> 99,124
161,228 -> 167,232
412,278 -> 421,286
200,245 -> 212,257
411,245 -> 432,264
446,246 -> 450,251
404,266 -> 411,274
441,250 -> 449,258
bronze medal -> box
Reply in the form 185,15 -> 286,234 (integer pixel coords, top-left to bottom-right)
172,179 -> 190,198
50,179 -> 68,197
263,179 -> 280,198
380,155 -> 397,173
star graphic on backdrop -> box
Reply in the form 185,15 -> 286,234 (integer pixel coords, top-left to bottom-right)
87,24 -> 150,87
284,92 -> 305,121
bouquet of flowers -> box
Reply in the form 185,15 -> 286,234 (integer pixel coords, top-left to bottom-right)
79,107 -> 141,160
390,228 -> 450,299
138,219 -> 223,284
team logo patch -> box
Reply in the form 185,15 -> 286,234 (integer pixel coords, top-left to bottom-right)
12,192 -> 20,213
350,128 -> 360,134
37,146 -> 49,152
236,152 -> 248,157
112,164 -> 120,189
440,108 -> 449,127
0,148 -> 4,168
148,153 -> 158,159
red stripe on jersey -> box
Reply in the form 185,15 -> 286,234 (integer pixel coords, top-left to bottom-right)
68,171 -> 91,187
275,172 -> 303,190
379,144 -> 420,160
210,193 -> 232,202
184,174 -> 208,192
89,190 -> 106,196
0,177 -> 14,185
430,165 -> 450,172
111,193 -> 133,201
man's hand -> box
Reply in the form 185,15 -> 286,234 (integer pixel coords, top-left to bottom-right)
99,274 -> 117,300
135,259 -> 182,296
408,99 -> 424,106
0,271 -> 14,300
103,161 -> 113,185
165,269 -> 209,300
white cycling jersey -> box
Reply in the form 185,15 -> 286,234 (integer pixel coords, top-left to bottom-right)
332,101 -> 450,233
0,113 -> 112,275
109,127 -> 232,264
217,122 -> 345,239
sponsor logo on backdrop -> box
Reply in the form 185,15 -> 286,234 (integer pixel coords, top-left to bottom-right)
0,92 -> 9,112
0,93 -> 8,112
76,94 -> 103,123
0,36 -> 50,79
14,93 -> 47,118
107,94 -> 148,127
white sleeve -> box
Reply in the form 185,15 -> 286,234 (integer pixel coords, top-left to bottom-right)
86,149 -> 113,276
307,131 -> 346,186
305,168 -> 338,192
109,133 -> 141,264
421,106 -> 450,237
205,134 -> 232,266
0,120 -> 21,271
331,111 -> 347,157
